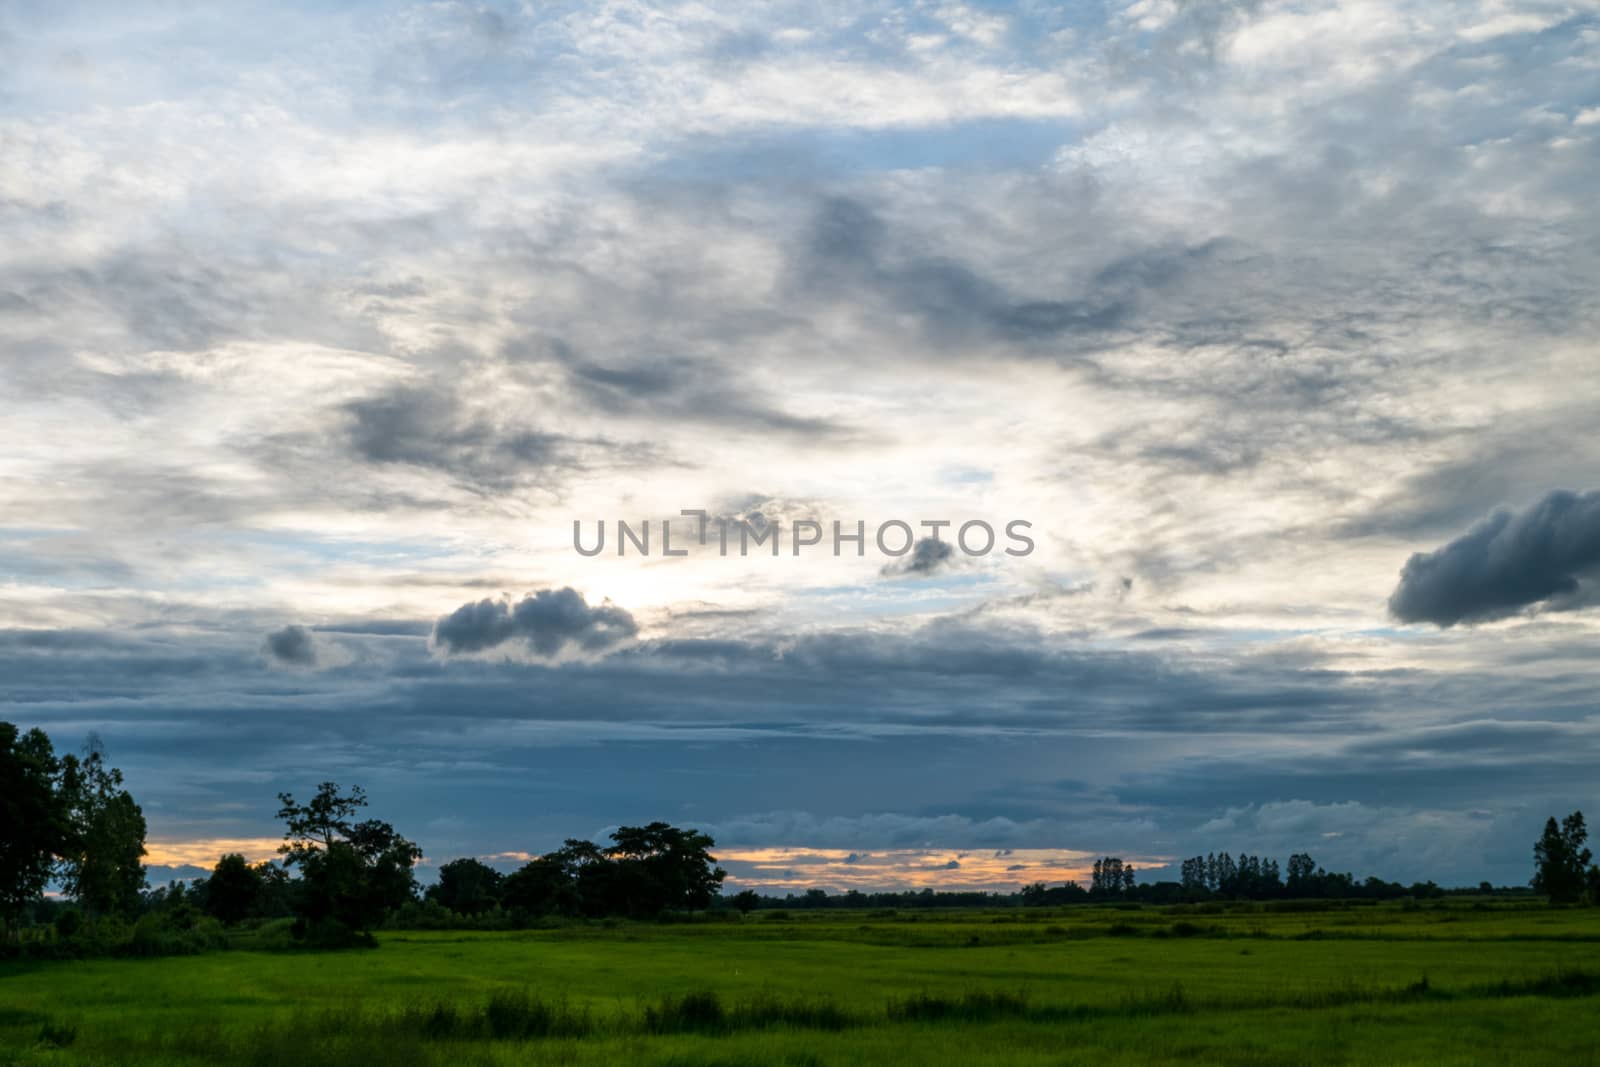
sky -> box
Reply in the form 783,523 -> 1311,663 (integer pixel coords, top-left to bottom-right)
2,0 -> 1599,893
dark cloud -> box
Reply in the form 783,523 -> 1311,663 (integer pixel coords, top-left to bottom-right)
263,625 -> 317,667
1388,489 -> 1600,626
881,536 -> 954,578
432,587 -> 639,658
797,197 -> 1231,350
342,384 -> 567,489
563,355 -> 843,437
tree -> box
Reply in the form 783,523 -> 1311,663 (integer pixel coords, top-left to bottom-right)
0,723 -> 68,939
1091,857 -> 1127,896
277,782 -> 421,940
277,781 -> 369,859
603,822 -> 726,914
427,857 -> 504,916
502,855 -> 579,916
204,853 -> 265,924
730,889 -> 761,914
1532,811 -> 1592,904
57,735 -> 147,919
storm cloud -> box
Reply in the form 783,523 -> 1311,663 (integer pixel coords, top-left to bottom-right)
263,625 -> 317,667
1388,490 -> 1600,626
432,588 -> 639,659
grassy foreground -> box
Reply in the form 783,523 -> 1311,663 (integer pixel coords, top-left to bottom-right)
5,901 -> 1600,1066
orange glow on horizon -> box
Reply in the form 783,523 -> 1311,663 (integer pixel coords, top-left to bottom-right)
144,837 -> 283,868
142,838 -> 1169,893
713,847 -> 1170,893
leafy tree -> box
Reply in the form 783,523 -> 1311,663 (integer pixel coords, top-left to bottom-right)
204,853 -> 265,924
427,857 -> 504,916
604,822 -> 726,914
1532,811 -> 1592,903
276,782 -> 421,940
0,723 -> 69,939
1091,857 -> 1128,896
57,735 -> 147,919
502,855 -> 580,916
730,888 -> 761,913
253,859 -> 295,918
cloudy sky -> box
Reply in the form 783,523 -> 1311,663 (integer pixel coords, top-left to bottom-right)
3,0 -> 1599,892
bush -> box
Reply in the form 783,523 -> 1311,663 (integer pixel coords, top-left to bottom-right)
53,909 -> 83,939
887,990 -> 1029,1022
37,1020 -> 78,1048
644,991 -> 727,1033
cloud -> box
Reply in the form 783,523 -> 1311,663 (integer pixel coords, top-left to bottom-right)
432,587 -> 639,659
341,384 -> 569,491
1388,489 -> 1600,626
263,625 -> 317,667
880,536 -> 954,577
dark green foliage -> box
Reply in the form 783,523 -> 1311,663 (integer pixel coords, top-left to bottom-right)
53,908 -> 82,939
57,735 -> 148,919
0,723 -> 69,936
204,853 -> 266,924
1532,811 -> 1592,903
886,990 -> 1029,1022
495,822 -> 726,920
425,857 -> 504,916
276,782 -> 421,938
37,1019 -> 78,1048
644,991 -> 728,1033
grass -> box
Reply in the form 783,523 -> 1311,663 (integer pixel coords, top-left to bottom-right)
4,901 -> 1600,1065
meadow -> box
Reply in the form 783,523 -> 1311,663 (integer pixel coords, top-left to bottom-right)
4,900 -> 1599,1066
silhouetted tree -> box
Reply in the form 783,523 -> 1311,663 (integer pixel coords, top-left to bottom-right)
57,735 -> 147,919
604,822 -> 726,914
427,857 -> 504,916
0,723 -> 68,939
730,889 -> 761,913
1532,811 -> 1592,903
502,855 -> 579,916
1092,857 -> 1130,897
204,853 -> 265,924
276,782 -> 421,941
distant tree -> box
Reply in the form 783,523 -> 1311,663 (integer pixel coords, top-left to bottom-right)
57,735 -> 147,919
427,857 -> 504,916
0,723 -> 69,939
596,823 -> 726,916
276,782 -> 421,941
1093,857 -> 1128,897
205,853 -> 265,924
1286,853 -> 1317,896
730,889 -> 761,913
502,854 -> 579,916
1532,811 -> 1592,904
277,781 -> 369,857
1263,858 -> 1282,893
253,860 -> 295,918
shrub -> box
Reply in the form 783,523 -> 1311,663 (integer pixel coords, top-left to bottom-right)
53,909 -> 83,940
645,991 -> 727,1033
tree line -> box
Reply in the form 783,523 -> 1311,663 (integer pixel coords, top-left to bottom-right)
3,721 -> 1598,954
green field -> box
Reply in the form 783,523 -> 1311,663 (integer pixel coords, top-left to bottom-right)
6,902 -> 1600,1066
